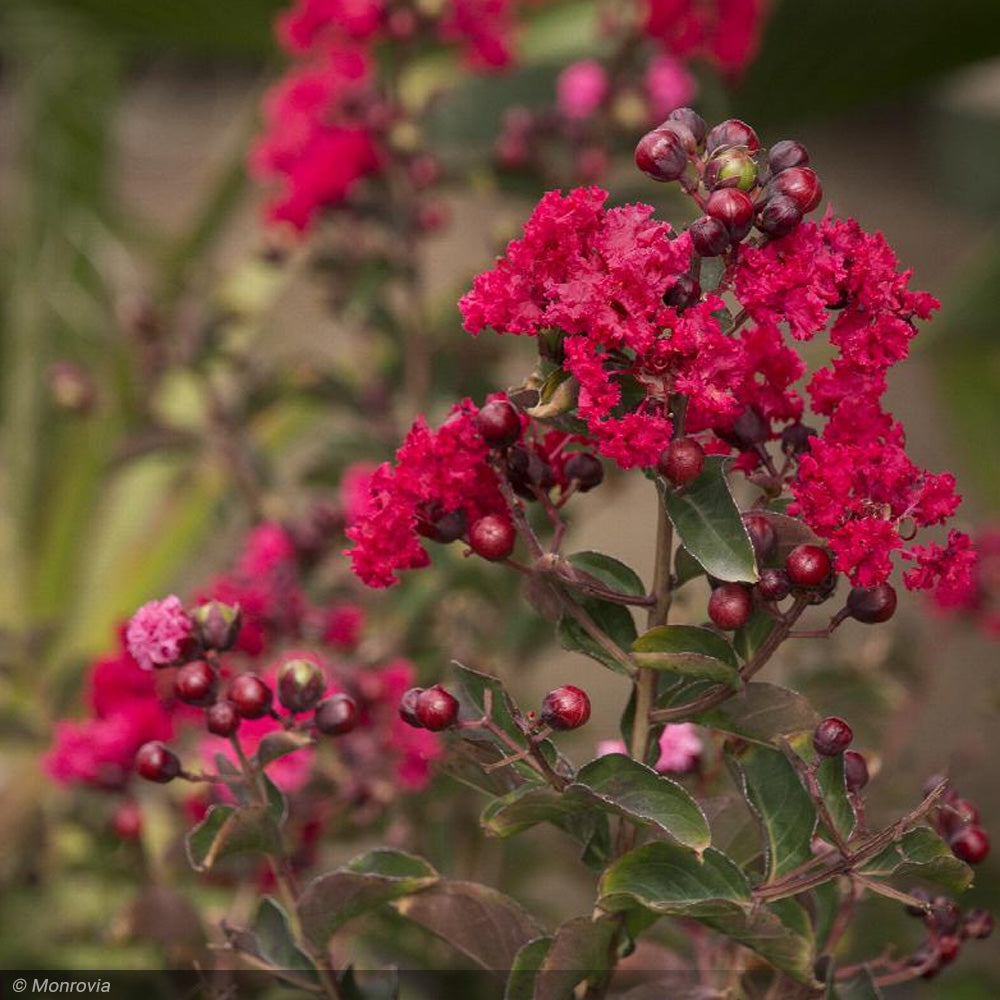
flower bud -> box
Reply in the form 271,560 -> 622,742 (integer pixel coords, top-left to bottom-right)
635,127 -> 688,182
705,148 -> 758,192
688,216 -> 730,257
415,685 -> 460,731
564,453 -> 604,492
134,741 -> 181,783
191,600 -> 242,652
541,685 -> 591,730
315,694 -> 359,736
706,118 -> 759,155
767,139 -> 809,174
277,657 -> 326,713
667,107 -> 706,147
813,717 -> 853,757
757,195 -> 802,238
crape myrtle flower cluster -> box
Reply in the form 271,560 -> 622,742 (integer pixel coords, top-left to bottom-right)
495,0 -> 769,181
922,525 -> 1000,637
251,0 -> 517,230
48,520 -> 442,841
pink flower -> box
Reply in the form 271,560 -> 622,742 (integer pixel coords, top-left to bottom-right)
439,0 -> 516,70
644,55 -> 696,120
322,604 -> 366,650
238,522 -> 297,578
557,60 -> 609,121
340,461 -> 379,526
277,0 -> 385,52
126,595 -> 194,671
597,724 -> 702,774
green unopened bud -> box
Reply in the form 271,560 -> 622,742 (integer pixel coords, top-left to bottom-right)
705,149 -> 758,192
191,600 -> 242,652
277,657 -> 326,714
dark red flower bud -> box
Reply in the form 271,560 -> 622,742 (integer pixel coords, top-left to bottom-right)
813,716 -> 853,756
905,887 -> 931,918
774,166 -> 822,213
415,685 -> 460,731
731,405 -> 769,448
174,660 -> 218,707
228,673 -> 273,719
846,583 -> 897,624
708,583 -> 753,630
757,568 -> 791,602
689,216 -> 731,257
930,897 -> 963,935
786,544 -> 833,588
756,194 -> 802,238
743,514 -> 777,564
564,453 -> 604,492
706,188 -> 754,239
507,445 -> 556,494
635,127 -> 688,182
663,273 -> 701,312
399,687 -> 425,728
541,685 -> 591,730
950,826 -> 990,865
476,399 -> 521,448
112,800 -> 143,841
705,148 -> 758,192
658,437 -> 705,487
963,909 -> 994,940
667,107 -> 706,146
767,139 -> 809,174
938,935 -> 962,964
416,503 -> 468,543
780,422 -> 816,456
942,798 -> 981,839
469,515 -> 516,561
205,700 -> 241,737
134,741 -> 181,783
190,600 -> 242,652
277,657 -> 326,713
706,118 -> 759,154
844,750 -> 869,792
315,694 -> 359,736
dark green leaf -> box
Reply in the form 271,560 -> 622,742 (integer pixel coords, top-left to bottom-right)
184,805 -> 281,872
859,826 -> 973,893
298,850 -> 438,946
733,608 -> 778,662
256,730 -> 313,768
662,458 -> 757,583
728,745 -> 816,880
568,753 -> 710,853
816,755 -> 856,842
252,897 -> 319,977
688,683 -> 818,746
534,915 -> 620,1000
565,551 -> 646,598
505,937 -> 552,1000
673,545 -> 706,587
392,881 -> 544,970
480,783 -> 589,840
632,625 -> 740,687
557,595 -> 637,675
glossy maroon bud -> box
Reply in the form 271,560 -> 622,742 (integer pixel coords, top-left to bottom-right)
786,544 -> 833,588
731,405 -> 769,448
780,422 -> 816,456
708,583 -> 753,630
667,107 -> 706,146
950,826 -> 990,865
843,750 -> 870,792
564,453 -> 604,492
663,273 -> 701,312
399,687 -> 425,728
416,503 -> 468,544
469,515 -> 516,561
767,139 -> 809,174
541,685 -> 591,730
477,399 -> 521,448
657,120 -> 698,155
706,188 -> 754,238
174,660 -> 218,707
930,897 -> 963,935
774,166 -> 822,213
706,118 -> 759,154
315,694 -> 359,736
938,935 -> 962,964
658,437 -> 705,487
228,673 -> 273,719
277,657 -> 326,713
112,800 -> 143,841
743,514 -> 777,564
846,583 -> 897,624
635,127 -> 688,182
190,600 -> 242,652
205,700 -> 241,737
757,568 -> 791,602
415,685 -> 460,731
689,216 -> 731,257
812,716 -> 853,757
756,195 -> 802,238
705,148 -> 758,192
134,741 -> 181,783
508,445 -> 556,493
942,798 -> 981,838
963,909 -> 994,940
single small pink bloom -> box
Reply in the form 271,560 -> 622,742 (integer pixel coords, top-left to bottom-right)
644,54 -> 697,120
557,60 -> 609,121
126,595 -> 194,671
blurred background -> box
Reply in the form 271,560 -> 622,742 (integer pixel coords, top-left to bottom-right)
2,0 -> 1000,995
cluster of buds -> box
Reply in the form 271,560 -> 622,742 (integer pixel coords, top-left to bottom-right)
904,889 -> 994,979
927,778 -> 991,866
635,110 -> 822,255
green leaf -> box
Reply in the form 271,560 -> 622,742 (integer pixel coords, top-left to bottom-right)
860,826 -> 973,893
816,755 -> 856,842
632,625 -> 740,687
392,881 -> 545,970
565,551 -> 646,598
662,457 -> 758,583
733,608 -> 778,662
557,596 -> 637,675
728,745 -> 816,880
298,849 -> 439,946
184,804 -> 281,873
568,753 -> 711,853
687,682 -> 818,746
533,915 -> 620,1000
256,730 -> 313,768
252,897 -> 319,977
673,545 -> 706,587
505,937 -> 552,1000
